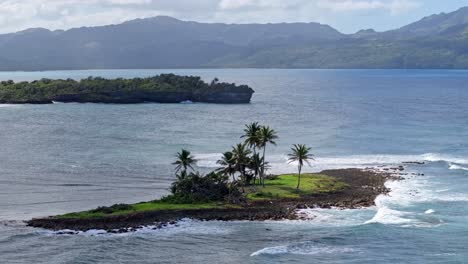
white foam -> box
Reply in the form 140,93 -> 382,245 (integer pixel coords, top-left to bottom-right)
132,219 -> 232,236
0,104 -> 19,108
434,193 -> 468,202
45,219 -> 234,237
425,209 -> 435,214
195,153 -> 222,168
251,243 -> 356,256
84,229 -> 107,235
421,153 -> 468,165
295,207 -> 373,227
195,152 -> 468,174
449,164 -> 468,171
365,206 -> 413,225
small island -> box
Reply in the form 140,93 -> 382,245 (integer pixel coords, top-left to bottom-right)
28,123 -> 399,232
0,74 -> 254,104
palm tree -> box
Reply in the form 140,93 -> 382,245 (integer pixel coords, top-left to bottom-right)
231,143 -> 252,188
257,126 -> 278,186
216,151 -> 237,182
242,122 -> 261,149
241,122 -> 262,184
248,153 -> 262,185
287,144 -> 314,190
172,149 -> 197,174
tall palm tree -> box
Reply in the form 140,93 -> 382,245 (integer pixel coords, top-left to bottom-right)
231,143 -> 252,188
172,149 -> 197,175
257,126 -> 278,186
248,153 -> 263,185
287,144 -> 314,190
216,151 -> 237,182
241,122 -> 262,184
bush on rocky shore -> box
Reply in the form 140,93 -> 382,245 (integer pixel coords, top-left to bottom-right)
165,171 -> 231,203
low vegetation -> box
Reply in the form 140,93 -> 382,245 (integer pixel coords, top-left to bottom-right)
58,201 -> 234,219
246,174 -> 348,200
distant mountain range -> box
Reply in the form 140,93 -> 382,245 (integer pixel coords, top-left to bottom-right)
2,7 -> 468,70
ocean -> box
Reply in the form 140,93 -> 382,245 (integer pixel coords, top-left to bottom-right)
0,69 -> 467,263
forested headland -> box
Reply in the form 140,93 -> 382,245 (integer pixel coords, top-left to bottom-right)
0,74 -> 254,104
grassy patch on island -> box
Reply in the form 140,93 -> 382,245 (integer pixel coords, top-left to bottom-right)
57,201 -> 237,219
246,174 -> 348,200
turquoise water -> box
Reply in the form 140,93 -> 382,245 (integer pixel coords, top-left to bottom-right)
0,69 -> 467,263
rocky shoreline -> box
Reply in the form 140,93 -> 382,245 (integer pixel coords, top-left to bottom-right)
27,168 -> 400,232
1,90 -> 255,104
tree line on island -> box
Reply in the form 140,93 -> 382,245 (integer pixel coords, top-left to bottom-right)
0,74 -> 254,104
166,122 -> 315,204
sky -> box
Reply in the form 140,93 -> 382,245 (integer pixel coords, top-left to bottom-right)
0,0 -> 467,34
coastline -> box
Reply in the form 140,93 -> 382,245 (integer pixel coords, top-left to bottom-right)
0,74 -> 255,104
27,168 -> 400,232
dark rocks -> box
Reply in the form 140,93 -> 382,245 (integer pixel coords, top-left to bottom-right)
27,207 -> 295,232
402,161 -> 425,165
388,166 -> 404,171
55,230 -> 79,235
50,91 -> 254,104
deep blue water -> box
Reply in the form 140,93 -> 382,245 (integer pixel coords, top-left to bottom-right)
0,69 -> 467,263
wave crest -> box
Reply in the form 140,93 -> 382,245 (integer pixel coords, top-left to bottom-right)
251,242 -> 357,256
195,152 -> 468,173
449,163 -> 468,171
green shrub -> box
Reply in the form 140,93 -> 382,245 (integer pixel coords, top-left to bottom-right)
167,171 -> 230,203
90,204 -> 133,214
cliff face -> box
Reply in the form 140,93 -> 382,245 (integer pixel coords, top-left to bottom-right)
193,91 -> 254,104
0,75 -> 255,104
48,90 -> 254,104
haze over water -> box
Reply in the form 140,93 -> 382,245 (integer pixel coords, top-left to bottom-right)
1,69 -> 467,263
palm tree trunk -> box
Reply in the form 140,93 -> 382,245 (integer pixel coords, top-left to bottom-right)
240,168 -> 246,193
296,165 -> 302,190
253,148 -> 257,185
236,164 -> 245,192
261,146 -> 267,187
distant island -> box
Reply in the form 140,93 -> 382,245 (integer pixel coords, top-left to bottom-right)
28,123 -> 401,233
1,7 -> 468,70
0,74 -> 254,104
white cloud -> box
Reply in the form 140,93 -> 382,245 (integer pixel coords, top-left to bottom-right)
0,0 -> 424,34
219,0 -> 254,10
218,0 -> 301,10
389,0 -> 421,14
316,0 -> 421,14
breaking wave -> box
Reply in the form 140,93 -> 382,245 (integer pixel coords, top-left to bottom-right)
449,163 -> 468,171
43,219 -> 234,237
251,242 -> 357,256
196,152 -> 468,173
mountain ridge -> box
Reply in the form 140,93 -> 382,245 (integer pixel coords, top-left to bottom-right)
1,7 -> 468,70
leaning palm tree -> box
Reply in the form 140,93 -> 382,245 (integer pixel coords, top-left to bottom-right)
241,122 -> 262,184
257,126 -> 278,186
288,144 -> 314,190
216,151 -> 237,182
172,149 -> 197,174
231,143 -> 252,188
